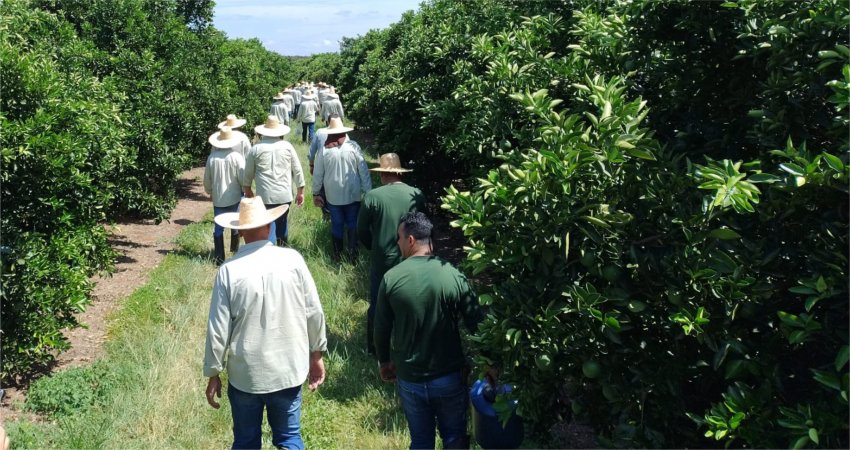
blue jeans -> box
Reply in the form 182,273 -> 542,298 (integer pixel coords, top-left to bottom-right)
213,203 -> 240,238
301,122 -> 315,143
327,202 -> 360,239
397,371 -> 469,450
265,202 -> 291,245
228,384 -> 304,450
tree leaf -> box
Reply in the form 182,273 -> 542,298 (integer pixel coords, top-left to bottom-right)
822,153 -> 845,172
779,163 -> 806,176
835,345 -> 849,371
709,228 -> 741,240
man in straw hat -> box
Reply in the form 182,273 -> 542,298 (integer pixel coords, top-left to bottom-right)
356,153 -> 425,355
290,85 -> 302,117
270,92 -> 291,126
218,114 -> 252,157
375,211 -> 482,450
311,117 -> 371,261
204,197 -> 327,450
243,115 -> 305,247
320,87 -> 345,125
204,126 -> 246,265
296,89 -> 320,143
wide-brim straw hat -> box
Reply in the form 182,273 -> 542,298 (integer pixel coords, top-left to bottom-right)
326,93 -> 339,99
209,126 -> 240,148
254,115 -> 291,137
370,153 -> 413,173
272,92 -> 286,100
218,114 -> 246,129
302,90 -> 316,100
319,117 -> 354,134
214,197 -> 289,230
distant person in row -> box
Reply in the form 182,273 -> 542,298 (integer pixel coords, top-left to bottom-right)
204,126 -> 245,265
290,85 -> 302,117
375,211 -> 482,450
204,197 -> 327,450
311,117 -> 371,261
243,115 -> 305,247
297,89 -> 319,143
281,89 -> 295,120
321,87 -> 345,125
218,114 -> 252,157
270,92 -> 290,126
357,154 -> 425,355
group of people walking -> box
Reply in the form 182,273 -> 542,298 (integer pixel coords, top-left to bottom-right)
201,82 -> 484,449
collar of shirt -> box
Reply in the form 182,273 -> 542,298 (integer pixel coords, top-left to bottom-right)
234,240 -> 272,256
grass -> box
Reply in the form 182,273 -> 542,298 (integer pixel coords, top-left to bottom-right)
6,133 -> 412,449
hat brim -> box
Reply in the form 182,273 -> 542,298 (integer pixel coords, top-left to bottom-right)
370,167 -> 413,173
254,124 -> 291,137
302,94 -> 316,100
209,133 -> 241,148
218,119 -> 247,129
213,204 -> 289,230
318,125 -> 354,134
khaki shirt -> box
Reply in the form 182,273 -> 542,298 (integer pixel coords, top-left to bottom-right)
311,138 -> 371,205
297,99 -> 319,123
204,242 -> 327,393
244,137 -> 305,205
270,101 -> 290,126
204,148 -> 245,207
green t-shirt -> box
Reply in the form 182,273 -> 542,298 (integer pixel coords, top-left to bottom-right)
374,256 -> 482,382
356,182 -> 426,276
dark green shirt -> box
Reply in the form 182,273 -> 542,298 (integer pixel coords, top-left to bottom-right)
356,182 -> 425,276
374,256 -> 482,382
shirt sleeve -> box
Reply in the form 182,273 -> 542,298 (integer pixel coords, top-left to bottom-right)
243,148 -> 255,188
234,153 -> 246,187
353,143 -> 372,194
311,144 -> 325,195
456,272 -> 483,333
298,255 -> 327,352
289,144 -> 305,188
374,277 -> 393,364
203,156 -> 213,195
357,195 -> 372,249
204,269 -> 232,377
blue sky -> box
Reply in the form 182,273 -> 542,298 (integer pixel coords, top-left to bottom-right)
213,0 -> 424,56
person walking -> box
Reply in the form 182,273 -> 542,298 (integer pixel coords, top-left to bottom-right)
320,88 -> 345,125
243,115 -> 305,247
311,117 -> 371,260
204,197 -> 327,450
203,126 -> 246,265
270,92 -> 290,126
296,89 -> 319,143
374,212 -> 482,450
217,114 -> 252,157
290,85 -> 302,117
357,154 -> 425,355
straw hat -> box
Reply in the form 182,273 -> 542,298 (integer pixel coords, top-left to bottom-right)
370,153 -> 413,173
302,90 -> 316,100
273,92 -> 286,100
254,115 -> 290,137
218,114 -> 246,129
209,126 -> 240,148
318,117 -> 354,134
214,197 -> 289,230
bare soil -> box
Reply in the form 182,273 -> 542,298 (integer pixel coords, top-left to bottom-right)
1,166 -> 211,420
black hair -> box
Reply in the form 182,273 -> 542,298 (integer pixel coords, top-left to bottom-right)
399,211 -> 433,244
328,113 -> 341,120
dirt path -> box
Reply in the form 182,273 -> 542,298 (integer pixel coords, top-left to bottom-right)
1,166 -> 211,416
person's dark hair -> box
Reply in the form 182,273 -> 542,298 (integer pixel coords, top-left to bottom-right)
328,113 -> 341,120
399,212 -> 432,244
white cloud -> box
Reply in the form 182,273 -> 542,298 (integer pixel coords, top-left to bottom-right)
322,39 -> 333,46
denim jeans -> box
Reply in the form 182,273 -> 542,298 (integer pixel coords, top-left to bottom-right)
213,202 -> 240,238
326,202 -> 360,239
228,384 -> 304,450
397,371 -> 469,450
301,122 -> 315,143
265,202 -> 291,245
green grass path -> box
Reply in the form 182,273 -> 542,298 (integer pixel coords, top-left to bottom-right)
8,132 -> 411,449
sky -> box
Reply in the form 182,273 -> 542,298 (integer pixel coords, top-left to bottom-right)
213,0 -> 424,56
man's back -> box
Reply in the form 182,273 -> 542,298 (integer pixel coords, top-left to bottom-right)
297,99 -> 319,123
358,183 -> 425,275
311,139 -> 371,205
205,242 -> 326,394
375,256 -> 480,382
245,139 -> 304,205
204,149 -> 244,207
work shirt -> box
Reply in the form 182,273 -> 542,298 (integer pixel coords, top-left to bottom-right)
374,256 -> 481,382
204,242 -> 327,394
270,101 -> 290,126
229,130 -> 252,158
204,148 -> 245,207
308,131 -> 328,163
357,182 -> 426,276
297,99 -> 319,123
291,89 -> 302,105
244,137 -> 305,205
321,98 -> 345,123
311,138 -> 371,205
282,93 -> 295,113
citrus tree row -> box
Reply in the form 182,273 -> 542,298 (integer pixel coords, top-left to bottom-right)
301,0 -> 848,447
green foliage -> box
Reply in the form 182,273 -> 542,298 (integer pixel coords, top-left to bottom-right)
0,0 -> 294,383
26,362 -> 119,417
289,52 -> 342,86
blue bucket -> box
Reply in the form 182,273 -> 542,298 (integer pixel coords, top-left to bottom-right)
470,379 -> 524,449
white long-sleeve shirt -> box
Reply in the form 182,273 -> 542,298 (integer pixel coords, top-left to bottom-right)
311,138 -> 371,205
204,242 -> 327,394
243,137 -> 305,205
204,148 -> 245,207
